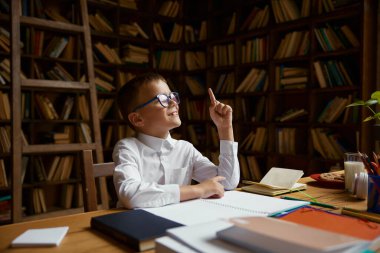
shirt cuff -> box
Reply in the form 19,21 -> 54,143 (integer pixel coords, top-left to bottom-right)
220,140 -> 238,155
158,184 -> 180,205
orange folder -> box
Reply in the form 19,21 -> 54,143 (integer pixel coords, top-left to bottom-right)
279,207 -> 380,240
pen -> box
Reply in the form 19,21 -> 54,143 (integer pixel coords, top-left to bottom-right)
281,196 -> 338,209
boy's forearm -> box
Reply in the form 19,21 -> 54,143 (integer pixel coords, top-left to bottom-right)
180,185 -> 202,201
217,125 -> 234,141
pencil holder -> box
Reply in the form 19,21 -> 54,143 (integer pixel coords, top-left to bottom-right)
367,174 -> 380,214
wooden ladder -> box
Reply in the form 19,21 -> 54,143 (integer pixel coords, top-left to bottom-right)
10,0 -> 108,222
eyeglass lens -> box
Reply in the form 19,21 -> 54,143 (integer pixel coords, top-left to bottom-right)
157,93 -> 180,107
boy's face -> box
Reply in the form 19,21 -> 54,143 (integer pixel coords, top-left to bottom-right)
131,79 -> 181,138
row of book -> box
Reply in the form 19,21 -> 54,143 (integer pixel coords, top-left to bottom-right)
31,183 -> 83,214
1,58 -> 26,85
185,51 -> 206,71
153,23 -> 182,43
274,30 -> 310,59
102,124 -> 135,149
239,155 -> 263,182
314,24 -> 359,52
184,22 -> 207,43
314,60 -> 354,88
318,95 -> 352,123
89,10 -> 114,33
239,128 -> 267,152
185,100 -> 207,121
240,97 -> 266,122
93,42 -> 122,64
274,66 -> 308,90
212,44 -> 235,67
154,50 -> 180,70
34,156 -> 74,182
184,76 -> 206,96
241,37 -> 267,63
0,159 -> 8,188
122,44 -> 149,64
276,128 -> 297,155
119,22 -> 148,39
0,91 -> 10,120
311,128 -> 349,160
236,68 -> 268,93
0,27 -> 10,53
276,108 -> 308,122
158,1 -> 180,17
240,6 -> 270,31
271,0 -> 311,23
0,127 -> 28,153
214,73 -> 235,94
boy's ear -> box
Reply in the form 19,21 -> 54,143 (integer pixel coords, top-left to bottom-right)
128,112 -> 144,128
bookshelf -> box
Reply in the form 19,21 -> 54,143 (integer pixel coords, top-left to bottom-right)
3,0 -> 107,224
204,0 -> 377,182
2,0 -> 377,223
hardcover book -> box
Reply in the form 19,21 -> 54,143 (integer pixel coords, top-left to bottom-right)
91,209 -> 183,251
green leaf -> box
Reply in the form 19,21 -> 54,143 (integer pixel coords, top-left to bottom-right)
363,116 -> 374,122
364,99 -> 378,106
346,101 -> 365,107
371,91 -> 380,103
374,112 -> 380,119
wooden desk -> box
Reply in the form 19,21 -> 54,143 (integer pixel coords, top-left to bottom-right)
0,209 -> 149,253
284,177 -> 367,212
0,177 -> 368,252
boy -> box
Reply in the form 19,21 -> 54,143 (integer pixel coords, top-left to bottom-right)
113,73 -> 240,209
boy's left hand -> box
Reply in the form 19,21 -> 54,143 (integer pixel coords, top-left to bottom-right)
208,88 -> 233,129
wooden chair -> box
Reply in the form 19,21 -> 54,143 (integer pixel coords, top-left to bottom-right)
81,149 -> 115,212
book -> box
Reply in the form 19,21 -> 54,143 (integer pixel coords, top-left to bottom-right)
143,191 -> 309,226
242,167 -> 307,196
91,209 -> 183,252
11,227 -> 69,247
216,216 -> 369,253
279,206 -> 380,240
157,220 -> 251,253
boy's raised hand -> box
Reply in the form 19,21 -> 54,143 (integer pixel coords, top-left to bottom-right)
208,88 -> 233,133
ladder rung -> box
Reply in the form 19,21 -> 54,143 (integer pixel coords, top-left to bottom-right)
22,79 -> 90,90
23,143 -> 97,154
20,16 -> 84,33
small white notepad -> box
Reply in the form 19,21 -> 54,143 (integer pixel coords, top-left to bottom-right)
11,226 -> 69,247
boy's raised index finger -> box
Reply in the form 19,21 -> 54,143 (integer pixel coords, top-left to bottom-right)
208,88 -> 217,106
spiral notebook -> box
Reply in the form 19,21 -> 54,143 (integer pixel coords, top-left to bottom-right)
143,191 -> 309,226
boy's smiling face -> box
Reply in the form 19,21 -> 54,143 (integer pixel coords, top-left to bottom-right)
131,79 -> 181,138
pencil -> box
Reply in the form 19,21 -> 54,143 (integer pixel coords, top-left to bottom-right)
281,196 -> 338,209
342,207 -> 380,223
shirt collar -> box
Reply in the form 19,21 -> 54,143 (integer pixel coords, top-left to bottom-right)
137,133 -> 175,152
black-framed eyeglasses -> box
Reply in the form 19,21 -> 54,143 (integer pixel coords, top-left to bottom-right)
132,92 -> 180,112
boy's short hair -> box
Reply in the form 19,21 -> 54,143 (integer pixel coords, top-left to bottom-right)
117,72 -> 166,126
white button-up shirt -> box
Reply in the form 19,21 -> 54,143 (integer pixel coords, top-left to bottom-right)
113,133 -> 240,209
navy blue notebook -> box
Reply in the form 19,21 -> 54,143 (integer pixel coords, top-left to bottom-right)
91,209 -> 183,251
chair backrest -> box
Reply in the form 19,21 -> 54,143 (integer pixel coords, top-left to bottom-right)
81,149 -> 115,212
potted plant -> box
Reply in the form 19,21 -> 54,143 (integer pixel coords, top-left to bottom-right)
346,91 -> 380,122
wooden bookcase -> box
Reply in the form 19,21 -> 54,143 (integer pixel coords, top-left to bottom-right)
1,0 -> 377,223
0,0 -> 107,224
186,0 -> 377,182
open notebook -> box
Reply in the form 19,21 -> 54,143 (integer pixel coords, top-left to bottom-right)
242,167 -> 307,196
143,191 -> 309,226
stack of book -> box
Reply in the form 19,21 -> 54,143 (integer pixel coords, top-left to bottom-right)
275,66 -> 308,90
122,44 -> 149,64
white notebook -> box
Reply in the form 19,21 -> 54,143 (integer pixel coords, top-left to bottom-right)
11,226 -> 69,247
143,191 -> 309,226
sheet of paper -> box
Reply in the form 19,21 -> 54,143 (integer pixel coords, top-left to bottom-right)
143,191 -> 309,226
11,226 -> 69,247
